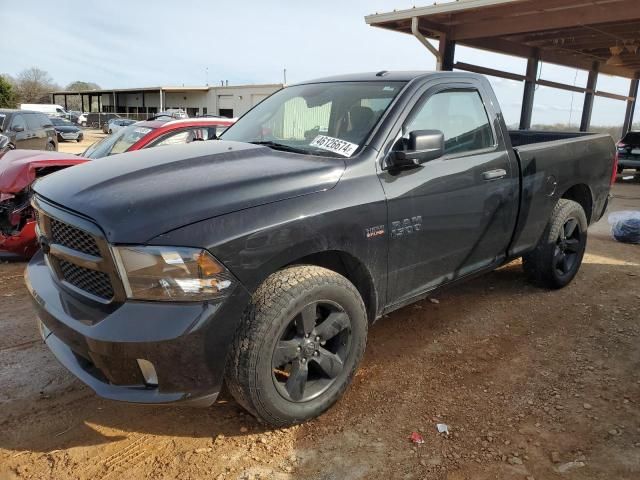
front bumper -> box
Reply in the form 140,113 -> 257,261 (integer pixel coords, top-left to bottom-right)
26,251 -> 250,406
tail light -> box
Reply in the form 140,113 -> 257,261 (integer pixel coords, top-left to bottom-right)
611,151 -> 619,186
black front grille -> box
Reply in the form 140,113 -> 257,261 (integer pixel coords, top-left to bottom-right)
58,259 -> 114,300
51,218 -> 101,256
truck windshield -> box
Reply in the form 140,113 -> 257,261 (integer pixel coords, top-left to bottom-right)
221,81 -> 406,158
83,124 -> 153,159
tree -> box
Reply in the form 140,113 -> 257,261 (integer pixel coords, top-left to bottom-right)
66,81 -> 100,92
14,67 -> 58,104
0,75 -> 17,108
64,81 -> 101,111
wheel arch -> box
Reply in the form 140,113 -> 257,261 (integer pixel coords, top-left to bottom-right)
284,250 -> 379,324
560,183 -> 594,224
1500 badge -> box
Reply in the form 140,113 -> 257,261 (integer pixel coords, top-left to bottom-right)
391,216 -> 422,238
365,225 -> 386,239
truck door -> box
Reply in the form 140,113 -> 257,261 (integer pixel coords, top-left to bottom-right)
9,114 -> 32,149
24,113 -> 48,149
380,83 -> 519,306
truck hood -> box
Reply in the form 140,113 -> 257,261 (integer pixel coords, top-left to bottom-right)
0,150 -> 87,193
34,141 -> 346,243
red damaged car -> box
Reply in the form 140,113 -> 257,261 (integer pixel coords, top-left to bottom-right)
0,117 -> 235,257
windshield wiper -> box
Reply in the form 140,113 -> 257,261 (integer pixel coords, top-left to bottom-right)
249,141 -> 310,155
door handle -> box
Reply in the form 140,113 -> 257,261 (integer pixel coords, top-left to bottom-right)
482,169 -> 507,181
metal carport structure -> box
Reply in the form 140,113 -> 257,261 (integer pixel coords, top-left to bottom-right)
365,0 -> 640,134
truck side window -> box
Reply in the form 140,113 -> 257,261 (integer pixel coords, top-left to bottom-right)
10,114 -> 27,131
24,114 -> 42,131
404,90 -> 494,155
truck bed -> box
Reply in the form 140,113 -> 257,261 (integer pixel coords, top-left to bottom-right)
508,129 -> 593,147
508,131 -> 615,258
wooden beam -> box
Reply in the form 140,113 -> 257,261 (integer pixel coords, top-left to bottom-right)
596,90 -> 633,101
454,62 -> 526,82
581,62 -> 599,131
451,1 -> 640,41
520,51 -> 539,130
439,35 -> 456,71
510,21 -> 640,44
623,78 -> 639,133
466,36 -> 638,78
536,79 -> 586,94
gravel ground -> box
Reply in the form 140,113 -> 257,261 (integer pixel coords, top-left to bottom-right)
57,128 -> 105,154
0,178 -> 638,480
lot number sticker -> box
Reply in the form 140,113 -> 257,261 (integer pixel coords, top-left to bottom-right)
310,135 -> 359,157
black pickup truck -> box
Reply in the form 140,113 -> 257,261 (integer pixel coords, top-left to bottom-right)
26,72 -> 616,426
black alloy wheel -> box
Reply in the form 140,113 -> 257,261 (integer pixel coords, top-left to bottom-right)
272,300 -> 351,402
553,217 -> 582,277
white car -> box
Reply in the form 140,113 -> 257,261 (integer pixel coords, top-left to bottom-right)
105,118 -> 137,134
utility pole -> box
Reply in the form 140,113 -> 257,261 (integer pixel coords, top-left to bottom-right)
283,68 -> 287,85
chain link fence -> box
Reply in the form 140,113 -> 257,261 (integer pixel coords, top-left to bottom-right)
81,112 -> 156,128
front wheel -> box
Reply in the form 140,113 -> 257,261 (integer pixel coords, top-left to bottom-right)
225,265 -> 367,427
523,199 -> 588,289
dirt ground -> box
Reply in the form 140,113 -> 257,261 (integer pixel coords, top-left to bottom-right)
57,129 -> 105,155
0,178 -> 639,480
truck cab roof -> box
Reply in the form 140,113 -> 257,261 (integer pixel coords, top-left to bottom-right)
296,70 -> 480,85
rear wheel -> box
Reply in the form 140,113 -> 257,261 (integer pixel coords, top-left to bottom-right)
523,199 -> 588,289
225,265 -> 367,427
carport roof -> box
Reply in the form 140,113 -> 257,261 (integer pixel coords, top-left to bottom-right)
50,86 -> 211,95
365,0 -> 640,78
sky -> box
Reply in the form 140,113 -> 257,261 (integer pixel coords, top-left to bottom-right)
0,0 -> 635,127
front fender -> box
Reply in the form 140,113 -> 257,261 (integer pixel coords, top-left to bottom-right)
150,177 -> 389,315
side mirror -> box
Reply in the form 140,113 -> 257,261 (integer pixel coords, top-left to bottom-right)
390,130 -> 444,168
12,125 -> 24,132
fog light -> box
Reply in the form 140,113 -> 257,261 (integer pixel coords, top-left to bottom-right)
137,359 -> 158,386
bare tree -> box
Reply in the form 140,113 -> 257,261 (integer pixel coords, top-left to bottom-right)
14,67 -> 59,104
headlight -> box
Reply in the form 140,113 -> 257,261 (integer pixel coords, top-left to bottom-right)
111,246 -> 235,301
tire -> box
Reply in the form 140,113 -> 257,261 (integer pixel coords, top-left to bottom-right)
45,142 -> 55,151
617,165 -> 624,174
81,122 -> 87,127
523,199 -> 588,289
225,265 -> 367,427
108,129 -> 112,134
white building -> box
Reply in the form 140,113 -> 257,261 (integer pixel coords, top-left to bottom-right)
50,83 -> 282,119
